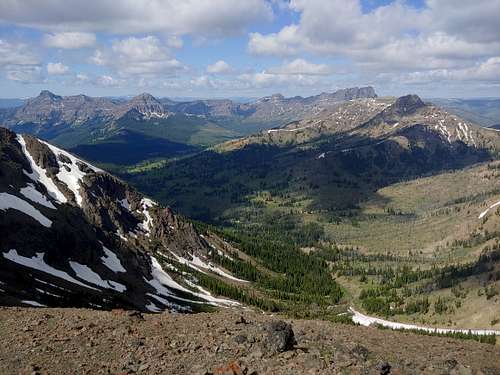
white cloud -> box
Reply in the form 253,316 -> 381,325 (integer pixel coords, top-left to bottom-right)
6,65 -> 44,83
0,0 -> 272,37
47,62 -> 69,75
43,32 -> 96,49
166,36 -> 183,49
112,36 -> 165,61
206,60 -> 232,74
89,50 -> 107,66
246,0 -> 500,90
266,59 -> 332,75
95,75 -> 122,87
0,39 -> 38,67
237,71 -> 320,89
76,73 -> 89,82
90,36 -> 185,76
248,26 -> 300,56
0,39 -> 43,83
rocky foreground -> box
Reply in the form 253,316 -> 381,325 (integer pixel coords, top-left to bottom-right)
0,307 -> 499,375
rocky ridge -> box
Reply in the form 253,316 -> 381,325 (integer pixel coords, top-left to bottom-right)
0,127 -> 244,312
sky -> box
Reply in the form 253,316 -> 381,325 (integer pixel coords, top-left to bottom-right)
0,0 -> 500,99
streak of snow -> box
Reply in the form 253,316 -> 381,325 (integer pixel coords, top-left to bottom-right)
350,307 -> 500,336
3,250 -> 98,291
101,245 -> 126,273
35,288 -> 62,298
137,198 -> 156,236
317,153 -> 325,159
20,184 -> 56,209
118,198 -> 130,211
69,261 -> 126,292
42,141 -> 100,206
478,200 -> 500,219
190,254 -> 248,283
21,300 -> 45,307
146,302 -> 161,312
0,192 -> 52,227
147,256 -> 239,306
17,135 -> 67,203
146,293 -> 189,312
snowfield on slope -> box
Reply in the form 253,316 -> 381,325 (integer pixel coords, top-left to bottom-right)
146,256 -> 239,309
0,192 -> 52,227
478,200 -> 500,219
69,261 -> 126,292
17,135 -> 67,203
19,183 -> 56,209
350,307 -> 500,336
2,250 -> 99,291
42,140 -> 102,206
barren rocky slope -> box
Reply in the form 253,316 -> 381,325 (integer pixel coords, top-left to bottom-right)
1,307 -> 499,375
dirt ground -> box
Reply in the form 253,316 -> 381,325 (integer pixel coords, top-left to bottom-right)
0,307 -> 499,375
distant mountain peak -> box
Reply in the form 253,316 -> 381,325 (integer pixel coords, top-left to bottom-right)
391,94 -> 425,115
132,92 -> 158,102
37,90 -> 61,100
125,93 -> 169,119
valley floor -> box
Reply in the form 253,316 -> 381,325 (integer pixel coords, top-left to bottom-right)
0,307 -> 499,375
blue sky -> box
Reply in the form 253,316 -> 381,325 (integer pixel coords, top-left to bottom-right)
0,0 -> 499,99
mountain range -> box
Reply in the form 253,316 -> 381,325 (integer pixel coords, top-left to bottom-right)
0,87 -> 378,165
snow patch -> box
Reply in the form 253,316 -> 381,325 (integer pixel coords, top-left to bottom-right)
0,192 -> 52,227
137,198 -> 156,236
19,183 -> 56,209
3,250 -> 98,291
147,256 -> 239,307
17,135 -> 67,203
350,307 -> 500,336
478,200 -> 500,219
69,261 -> 126,292
21,300 -> 45,307
101,245 -> 126,273
118,198 -> 130,211
42,141 -> 100,206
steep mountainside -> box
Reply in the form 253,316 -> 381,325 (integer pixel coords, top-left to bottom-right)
0,127 -> 246,312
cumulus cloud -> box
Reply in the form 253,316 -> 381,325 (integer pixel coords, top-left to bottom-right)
7,65 -> 44,84
206,60 -> 232,74
166,36 -> 183,49
247,0 -> 500,89
0,39 -> 44,83
237,71 -> 321,89
43,32 -> 96,49
90,36 -> 185,76
0,0 -> 272,37
75,73 -> 89,82
47,62 -> 69,75
0,39 -> 38,67
266,59 -> 332,75
95,75 -> 123,87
